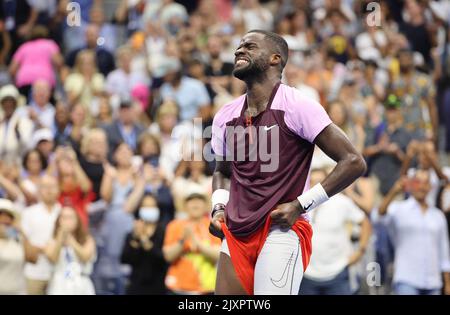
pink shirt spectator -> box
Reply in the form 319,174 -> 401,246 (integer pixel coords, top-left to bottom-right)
12,39 -> 60,88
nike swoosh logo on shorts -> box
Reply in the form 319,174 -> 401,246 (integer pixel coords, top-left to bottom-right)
264,125 -> 277,131
270,251 -> 294,288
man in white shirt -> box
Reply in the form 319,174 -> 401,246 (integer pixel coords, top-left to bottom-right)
105,46 -> 149,102
378,168 -> 450,295
299,168 -> 371,295
17,79 -> 55,130
21,175 -> 61,295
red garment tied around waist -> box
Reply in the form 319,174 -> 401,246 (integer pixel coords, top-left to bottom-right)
221,215 -> 313,295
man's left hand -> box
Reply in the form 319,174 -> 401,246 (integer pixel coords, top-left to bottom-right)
270,200 -> 304,229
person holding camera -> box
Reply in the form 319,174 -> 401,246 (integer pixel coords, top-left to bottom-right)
121,194 -> 168,295
377,169 -> 450,295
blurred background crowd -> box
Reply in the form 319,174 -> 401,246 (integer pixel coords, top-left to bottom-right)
0,0 -> 450,295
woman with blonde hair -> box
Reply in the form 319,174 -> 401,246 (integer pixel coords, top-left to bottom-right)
79,129 -> 109,216
47,146 -> 93,228
64,49 -> 105,119
149,100 -> 200,180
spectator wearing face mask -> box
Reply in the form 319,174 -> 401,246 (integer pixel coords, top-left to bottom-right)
121,194 -> 168,295
129,134 -> 175,224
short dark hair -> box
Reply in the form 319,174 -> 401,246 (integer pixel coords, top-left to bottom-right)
247,30 -> 289,70
185,193 -> 207,203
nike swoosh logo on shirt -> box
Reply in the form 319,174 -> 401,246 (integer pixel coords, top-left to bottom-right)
264,125 -> 278,131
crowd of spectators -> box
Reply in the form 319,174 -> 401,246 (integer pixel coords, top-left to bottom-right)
1,0 -> 450,295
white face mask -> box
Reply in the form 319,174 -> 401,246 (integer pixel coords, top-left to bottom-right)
139,207 -> 160,223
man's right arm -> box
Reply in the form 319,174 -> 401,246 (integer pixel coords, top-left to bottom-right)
210,158 -> 232,235
212,159 -> 232,191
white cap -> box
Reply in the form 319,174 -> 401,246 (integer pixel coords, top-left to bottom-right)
0,199 -> 17,218
30,128 -> 54,149
154,57 -> 182,78
358,47 -> 381,63
0,84 -> 19,102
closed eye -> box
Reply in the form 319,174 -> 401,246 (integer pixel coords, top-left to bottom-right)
237,43 -> 258,50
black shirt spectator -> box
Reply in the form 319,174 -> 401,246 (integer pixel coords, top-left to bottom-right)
121,224 -> 167,295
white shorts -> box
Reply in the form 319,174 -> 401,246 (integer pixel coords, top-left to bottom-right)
221,226 -> 303,295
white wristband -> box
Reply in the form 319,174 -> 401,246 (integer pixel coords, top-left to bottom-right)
297,183 -> 329,213
211,189 -> 230,210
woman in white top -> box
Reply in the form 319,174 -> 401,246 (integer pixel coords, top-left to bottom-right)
0,198 -> 38,295
45,207 -> 96,295
19,149 -> 47,206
